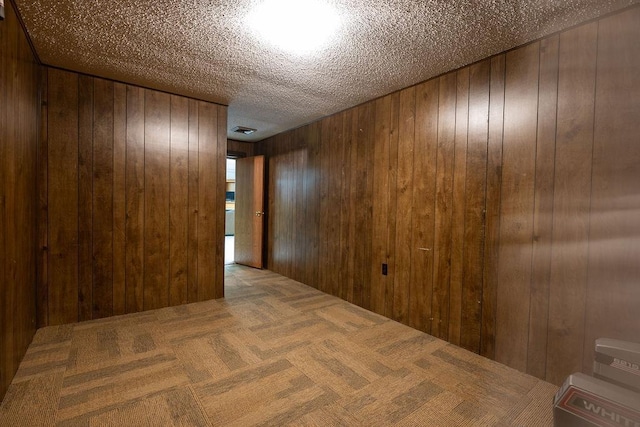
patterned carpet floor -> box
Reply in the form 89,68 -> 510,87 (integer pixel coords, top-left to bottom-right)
0,265 -> 557,426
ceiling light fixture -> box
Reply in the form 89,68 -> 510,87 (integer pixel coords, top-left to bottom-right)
232,126 -> 258,135
247,0 -> 341,55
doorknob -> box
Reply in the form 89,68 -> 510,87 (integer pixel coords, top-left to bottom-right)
255,211 -> 264,217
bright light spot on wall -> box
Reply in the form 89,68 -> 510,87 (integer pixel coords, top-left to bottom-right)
247,0 -> 341,55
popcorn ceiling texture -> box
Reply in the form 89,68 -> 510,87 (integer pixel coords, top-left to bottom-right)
15,0 -> 639,141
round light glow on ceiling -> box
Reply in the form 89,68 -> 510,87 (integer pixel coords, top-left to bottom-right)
247,0 -> 341,55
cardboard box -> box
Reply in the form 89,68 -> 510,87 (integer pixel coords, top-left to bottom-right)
554,373 -> 640,426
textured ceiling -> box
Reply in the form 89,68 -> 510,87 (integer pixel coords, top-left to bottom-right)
15,0 -> 639,142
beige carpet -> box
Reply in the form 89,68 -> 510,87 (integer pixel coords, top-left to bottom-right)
0,265 -> 557,426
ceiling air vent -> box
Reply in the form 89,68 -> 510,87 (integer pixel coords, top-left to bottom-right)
232,126 -> 257,135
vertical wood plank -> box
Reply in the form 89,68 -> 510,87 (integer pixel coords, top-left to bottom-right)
409,79 -> 439,333
215,105 -> 226,298
495,42 -> 539,372
279,135 -> 289,276
355,102 -> 375,309
481,54 -> 506,359
280,138 -> 288,275
300,127 -> 311,286
364,103 -> 376,311
449,68 -> 470,346
328,113 -> 344,297
318,119 -> 331,294
338,112 -> 354,301
371,96 -> 391,315
27,22 -> 40,362
393,88 -> 415,323
460,60 -> 490,353
585,7 -> 640,374
294,129 -> 307,283
77,75 -> 93,322
289,133 -> 297,277
267,146 -> 276,272
346,113 -> 359,303
144,90 -> 171,310
169,95 -> 189,305
36,68 -> 49,328
294,129 -> 304,281
47,69 -> 79,325
546,23 -> 597,385
284,133 -> 294,279
1,3 -> 18,384
275,136 -> 285,274
125,86 -> 145,313
289,134 -> 297,277
187,99 -> 199,303
385,93 -> 400,319
527,35 -> 559,378
13,15 -> 38,372
0,2 -> 9,392
275,137 -> 285,274
197,101 -> 218,301
282,136 -> 293,275
297,130 -> 307,281
92,78 -> 115,319
112,83 -> 127,316
0,8 -> 9,389
262,139 -> 271,266
431,73 -> 456,339
289,133 -> 301,279
0,1 -> 39,398
279,134 -> 291,278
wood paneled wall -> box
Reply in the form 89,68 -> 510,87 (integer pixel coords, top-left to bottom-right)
39,68 -> 226,327
227,139 -> 255,158
257,6 -> 640,385
0,0 -> 40,401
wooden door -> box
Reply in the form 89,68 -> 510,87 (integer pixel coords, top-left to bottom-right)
234,155 -> 265,268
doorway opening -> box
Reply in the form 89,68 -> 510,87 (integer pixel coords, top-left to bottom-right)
225,157 -> 236,265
